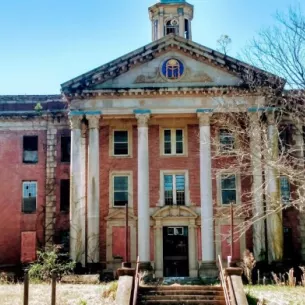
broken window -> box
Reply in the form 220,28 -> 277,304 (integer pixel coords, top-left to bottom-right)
219,129 -> 235,152
23,136 -> 38,163
280,176 -> 290,203
221,174 -> 237,205
279,125 -> 292,153
22,181 -> 37,213
61,136 -> 71,162
60,179 -> 70,212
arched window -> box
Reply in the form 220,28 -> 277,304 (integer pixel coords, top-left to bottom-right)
165,19 -> 179,35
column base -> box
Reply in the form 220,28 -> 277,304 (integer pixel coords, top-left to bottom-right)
199,261 -> 219,284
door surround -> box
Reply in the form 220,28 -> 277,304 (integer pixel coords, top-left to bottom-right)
152,205 -> 198,277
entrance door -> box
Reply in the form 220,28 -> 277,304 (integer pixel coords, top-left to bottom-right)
163,226 -> 189,277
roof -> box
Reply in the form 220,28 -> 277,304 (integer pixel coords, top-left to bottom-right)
0,95 -> 67,116
61,34 -> 285,96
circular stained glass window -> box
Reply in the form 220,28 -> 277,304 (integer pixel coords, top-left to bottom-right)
161,58 -> 185,80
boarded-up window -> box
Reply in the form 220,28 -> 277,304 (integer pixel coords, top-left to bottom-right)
21,232 -> 37,263
61,136 -> 71,162
60,179 -> 70,212
112,226 -> 130,261
22,181 -> 37,213
23,136 -> 38,163
220,225 -> 240,260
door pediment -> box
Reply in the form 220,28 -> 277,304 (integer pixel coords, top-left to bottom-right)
152,205 -> 198,220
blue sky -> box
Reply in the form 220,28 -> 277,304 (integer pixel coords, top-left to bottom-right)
0,0 -> 302,94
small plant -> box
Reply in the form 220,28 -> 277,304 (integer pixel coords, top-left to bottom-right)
101,281 -> 118,300
28,245 -> 75,282
0,272 -> 9,284
78,300 -> 87,305
34,102 -> 43,112
287,268 -> 296,287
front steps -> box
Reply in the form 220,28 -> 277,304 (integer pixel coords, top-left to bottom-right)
137,285 -> 226,305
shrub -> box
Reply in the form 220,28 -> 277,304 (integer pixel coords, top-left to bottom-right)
28,246 -> 75,282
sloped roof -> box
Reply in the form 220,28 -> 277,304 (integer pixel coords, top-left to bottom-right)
61,34 -> 285,95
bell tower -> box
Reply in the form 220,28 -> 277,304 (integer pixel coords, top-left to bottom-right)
149,0 -> 194,41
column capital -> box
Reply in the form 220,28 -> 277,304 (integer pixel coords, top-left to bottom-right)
197,113 -> 212,126
87,115 -> 100,129
69,116 -> 82,129
136,113 -> 150,128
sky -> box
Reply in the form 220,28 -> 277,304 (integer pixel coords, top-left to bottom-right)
0,0 -> 303,95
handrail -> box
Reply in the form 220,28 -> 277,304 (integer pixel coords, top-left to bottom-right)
132,256 -> 140,305
218,255 -> 231,305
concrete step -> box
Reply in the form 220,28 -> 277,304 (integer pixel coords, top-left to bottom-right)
139,290 -> 224,296
140,286 -> 223,291
138,300 -> 226,305
140,295 -> 225,301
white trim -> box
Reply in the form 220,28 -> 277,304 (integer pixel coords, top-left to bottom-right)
159,170 -> 190,206
109,171 -> 133,208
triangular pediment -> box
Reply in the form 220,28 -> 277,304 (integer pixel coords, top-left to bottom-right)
105,209 -> 137,221
61,35 -> 284,95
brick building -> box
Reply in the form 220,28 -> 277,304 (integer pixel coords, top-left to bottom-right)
0,0 -> 304,279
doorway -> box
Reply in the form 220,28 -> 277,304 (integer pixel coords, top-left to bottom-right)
163,226 -> 189,277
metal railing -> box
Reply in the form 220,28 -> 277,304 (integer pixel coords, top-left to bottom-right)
218,255 -> 231,305
132,256 -> 140,305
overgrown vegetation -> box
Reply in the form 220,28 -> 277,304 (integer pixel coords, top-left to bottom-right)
101,281 -> 118,300
28,246 -> 75,282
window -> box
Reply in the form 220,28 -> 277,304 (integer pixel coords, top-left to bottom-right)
23,136 -> 38,163
22,181 -> 37,213
113,131 -> 129,156
279,125 -> 292,153
221,174 -> 237,205
163,129 -> 184,155
60,179 -> 70,212
164,174 -> 185,205
61,136 -> 71,162
219,129 -> 235,152
165,19 -> 179,35
113,176 -> 129,207
280,176 -> 290,203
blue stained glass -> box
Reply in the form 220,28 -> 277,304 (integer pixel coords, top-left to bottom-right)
164,175 -> 173,191
162,59 -> 184,80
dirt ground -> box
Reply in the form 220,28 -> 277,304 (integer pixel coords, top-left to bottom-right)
0,283 -> 116,305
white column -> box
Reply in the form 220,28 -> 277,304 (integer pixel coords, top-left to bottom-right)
87,115 -> 100,264
188,221 -> 197,277
136,113 -> 151,264
265,113 -> 283,262
179,14 -> 185,37
70,116 -> 86,265
198,113 -> 214,262
158,10 -> 164,39
154,221 -> 163,278
249,113 -> 266,260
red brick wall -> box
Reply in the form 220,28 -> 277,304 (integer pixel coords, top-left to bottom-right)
0,130 -> 46,264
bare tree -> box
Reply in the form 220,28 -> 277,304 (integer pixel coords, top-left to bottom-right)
217,34 -> 232,55
242,5 -> 305,89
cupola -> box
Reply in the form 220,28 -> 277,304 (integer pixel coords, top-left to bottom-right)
149,0 -> 194,41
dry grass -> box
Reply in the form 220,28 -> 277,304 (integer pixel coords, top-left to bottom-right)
245,285 -> 305,305
0,282 -> 117,305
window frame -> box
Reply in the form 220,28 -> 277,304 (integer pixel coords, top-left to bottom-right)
280,176 -> 290,204
217,172 -> 241,206
160,127 -> 187,156
160,170 -> 189,206
219,128 -> 235,153
110,171 -> 133,208
110,128 -> 132,158
22,181 -> 37,214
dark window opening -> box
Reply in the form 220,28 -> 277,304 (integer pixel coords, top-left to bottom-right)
165,19 -> 179,36
279,125 -> 292,153
60,179 -> 70,212
22,181 -> 37,213
114,176 -> 128,206
283,227 -> 293,259
23,136 -> 38,163
184,19 -> 190,39
61,136 -> 71,162
59,231 -> 70,254
114,131 -> 128,155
